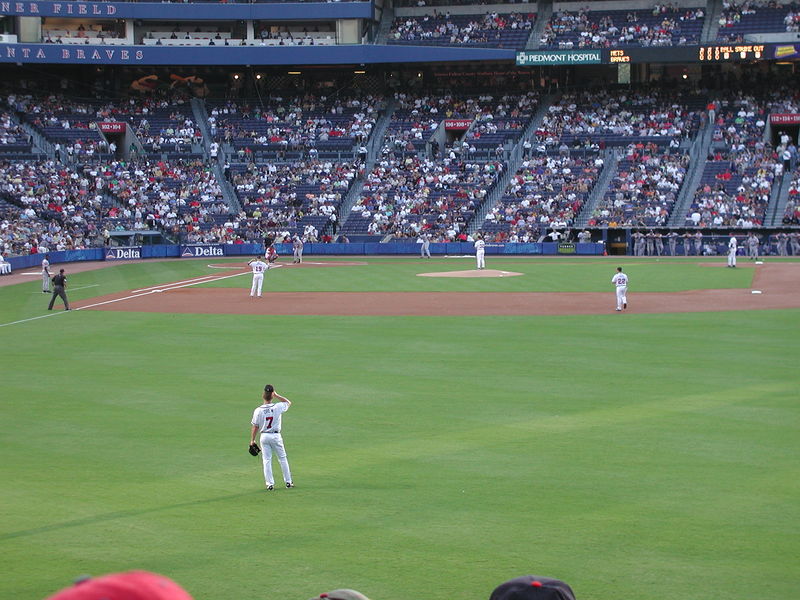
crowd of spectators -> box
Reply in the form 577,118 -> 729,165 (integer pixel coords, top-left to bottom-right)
6,91 -> 200,159
784,168 -> 800,224
590,145 -> 689,228
208,94 -> 380,157
482,154 -> 602,241
685,147 -> 779,227
541,5 -> 704,49
227,160 -> 359,243
0,112 -> 30,147
0,160 -> 103,256
388,11 -> 534,47
536,89 -> 701,147
97,159 -> 225,237
711,93 -> 769,150
351,156 -> 502,240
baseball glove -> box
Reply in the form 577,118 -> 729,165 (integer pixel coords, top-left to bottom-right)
248,443 -> 261,456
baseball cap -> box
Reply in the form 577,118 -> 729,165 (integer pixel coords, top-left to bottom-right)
489,575 -> 576,600
45,570 -> 193,600
264,384 -> 274,393
308,589 -> 370,600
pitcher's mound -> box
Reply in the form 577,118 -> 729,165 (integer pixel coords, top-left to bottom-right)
418,269 -> 523,278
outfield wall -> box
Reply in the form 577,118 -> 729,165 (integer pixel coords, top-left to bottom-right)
2,242 -> 604,271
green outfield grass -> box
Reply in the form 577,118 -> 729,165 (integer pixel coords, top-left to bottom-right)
2,258 -> 798,600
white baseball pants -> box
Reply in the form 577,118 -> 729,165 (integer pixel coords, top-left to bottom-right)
250,273 -> 263,297
259,432 -> 292,486
42,272 -> 50,292
615,285 -> 627,310
476,250 -> 485,269
727,249 -> 737,267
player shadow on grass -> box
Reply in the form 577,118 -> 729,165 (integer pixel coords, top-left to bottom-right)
0,491 -> 258,541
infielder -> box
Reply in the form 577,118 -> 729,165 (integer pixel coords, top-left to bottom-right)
292,236 -> 303,264
249,384 -> 294,490
727,233 -> 737,268
247,256 -> 268,297
41,254 -> 51,293
612,267 -> 628,312
475,237 -> 486,269
694,231 -> 703,255
420,233 -> 431,259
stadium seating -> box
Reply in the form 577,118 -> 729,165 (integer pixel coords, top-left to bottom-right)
541,6 -> 704,48
228,160 -> 359,242
591,145 -> 689,227
480,154 -> 602,239
388,12 -> 534,49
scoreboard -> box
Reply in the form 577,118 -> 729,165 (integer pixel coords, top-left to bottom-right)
517,43 -> 798,66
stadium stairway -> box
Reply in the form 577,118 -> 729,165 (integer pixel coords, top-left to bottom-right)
333,98 -> 397,239
191,98 -> 213,158
6,106 -> 52,160
765,170 -> 793,227
192,98 -> 241,213
468,94 -> 557,234
575,149 -> 620,228
526,0 -> 552,50
667,119 -> 715,227
701,0 -> 723,43
374,1 -> 396,45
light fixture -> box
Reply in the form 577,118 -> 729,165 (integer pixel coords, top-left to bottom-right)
354,70 -> 366,74
255,73 -> 263,80
288,71 -> 301,75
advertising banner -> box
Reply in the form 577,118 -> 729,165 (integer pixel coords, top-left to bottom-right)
0,1 -> 372,20
105,246 -> 142,261
180,244 -> 224,258
516,50 -> 602,66
770,113 -> 800,125
97,121 -> 126,133
444,119 -> 472,130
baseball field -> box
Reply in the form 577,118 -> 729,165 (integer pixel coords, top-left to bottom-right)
1,256 -> 798,600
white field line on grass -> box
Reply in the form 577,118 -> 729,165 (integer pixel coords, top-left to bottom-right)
80,271 -> 248,311
131,274 -> 221,294
0,271 -> 248,328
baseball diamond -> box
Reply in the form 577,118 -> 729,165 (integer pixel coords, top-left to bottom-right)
3,10 -> 800,598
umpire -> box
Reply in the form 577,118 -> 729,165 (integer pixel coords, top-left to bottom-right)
47,268 -> 70,311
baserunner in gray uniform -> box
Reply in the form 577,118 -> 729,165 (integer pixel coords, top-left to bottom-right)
746,231 -> 760,261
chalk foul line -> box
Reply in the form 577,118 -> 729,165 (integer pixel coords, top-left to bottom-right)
0,272 -> 248,328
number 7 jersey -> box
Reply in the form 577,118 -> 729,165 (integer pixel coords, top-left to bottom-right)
252,403 -> 289,433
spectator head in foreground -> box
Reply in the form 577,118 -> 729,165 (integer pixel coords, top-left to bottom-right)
490,575 -> 576,600
45,570 -> 193,600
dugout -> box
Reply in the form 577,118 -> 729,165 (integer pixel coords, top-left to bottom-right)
108,230 -> 168,247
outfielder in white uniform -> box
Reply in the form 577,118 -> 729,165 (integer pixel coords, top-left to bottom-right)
249,384 -> 294,490
475,238 -> 486,270
612,267 -> 628,311
727,234 -> 738,268
247,257 -> 268,297
41,254 -> 51,293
